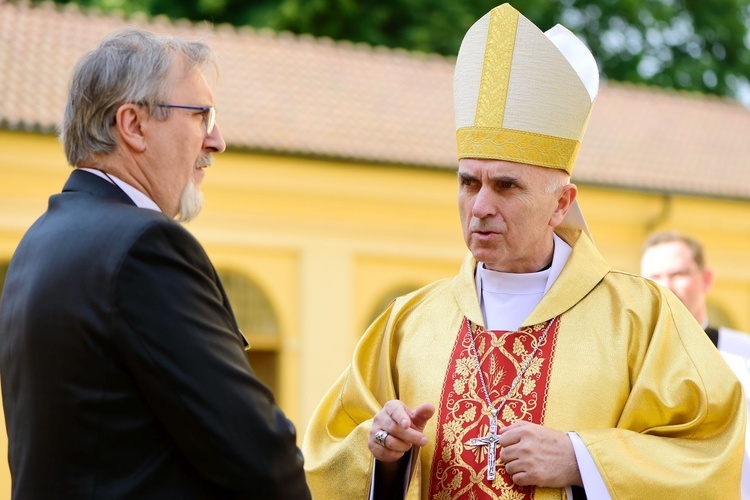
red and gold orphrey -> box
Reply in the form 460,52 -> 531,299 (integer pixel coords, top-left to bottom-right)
428,317 -> 560,499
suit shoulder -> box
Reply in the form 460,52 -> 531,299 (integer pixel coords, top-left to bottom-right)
123,215 -> 207,262
90,204 -> 200,248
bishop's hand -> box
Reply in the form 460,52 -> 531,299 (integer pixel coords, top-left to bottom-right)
368,400 -> 435,462
496,420 -> 583,488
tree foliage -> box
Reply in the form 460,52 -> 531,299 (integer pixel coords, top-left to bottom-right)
38,0 -> 750,103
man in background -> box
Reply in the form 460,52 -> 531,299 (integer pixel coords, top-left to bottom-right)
0,29 -> 309,499
642,230 -> 750,499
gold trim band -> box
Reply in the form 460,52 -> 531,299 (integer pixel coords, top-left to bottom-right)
456,126 -> 580,173
475,6 -> 518,128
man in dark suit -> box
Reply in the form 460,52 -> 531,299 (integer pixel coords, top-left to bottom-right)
0,29 -> 310,499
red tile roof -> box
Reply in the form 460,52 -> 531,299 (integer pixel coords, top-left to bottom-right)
576,83 -> 750,198
2,0 -> 750,199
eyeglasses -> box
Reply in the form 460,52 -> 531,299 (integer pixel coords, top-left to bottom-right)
156,104 -> 216,134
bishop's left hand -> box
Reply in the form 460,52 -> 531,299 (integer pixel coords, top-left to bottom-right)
496,420 -> 583,488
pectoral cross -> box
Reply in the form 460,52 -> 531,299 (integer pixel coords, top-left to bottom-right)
468,409 -> 501,481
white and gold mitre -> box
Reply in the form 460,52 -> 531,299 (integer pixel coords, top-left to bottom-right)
454,3 -> 599,175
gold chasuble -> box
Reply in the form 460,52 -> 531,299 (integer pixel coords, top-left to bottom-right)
302,228 -> 745,499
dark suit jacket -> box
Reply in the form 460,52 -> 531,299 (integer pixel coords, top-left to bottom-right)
0,170 -> 310,499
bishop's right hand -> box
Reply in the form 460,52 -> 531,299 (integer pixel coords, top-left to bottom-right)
368,400 -> 435,462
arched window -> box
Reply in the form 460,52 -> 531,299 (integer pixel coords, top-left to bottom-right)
217,269 -> 280,395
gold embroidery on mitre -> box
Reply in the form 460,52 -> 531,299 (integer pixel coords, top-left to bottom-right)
475,6 -> 518,129
456,126 -> 580,173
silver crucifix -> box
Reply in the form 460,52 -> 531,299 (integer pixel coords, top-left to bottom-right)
468,409 -> 501,481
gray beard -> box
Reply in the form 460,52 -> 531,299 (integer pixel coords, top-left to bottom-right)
175,181 -> 204,223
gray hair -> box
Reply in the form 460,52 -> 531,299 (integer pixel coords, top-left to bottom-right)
60,28 -> 218,167
544,169 -> 570,194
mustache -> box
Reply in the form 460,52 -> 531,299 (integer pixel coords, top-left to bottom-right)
195,154 -> 213,168
469,221 -> 504,233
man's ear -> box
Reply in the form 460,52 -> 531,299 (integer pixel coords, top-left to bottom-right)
115,103 -> 147,153
702,266 -> 715,293
549,183 -> 577,227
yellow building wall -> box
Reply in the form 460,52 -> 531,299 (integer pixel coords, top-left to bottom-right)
1,130 -> 750,498
189,146 -> 469,427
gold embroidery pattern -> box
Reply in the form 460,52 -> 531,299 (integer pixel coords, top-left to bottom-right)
429,320 -> 559,499
456,127 -> 580,173
475,6 -> 518,129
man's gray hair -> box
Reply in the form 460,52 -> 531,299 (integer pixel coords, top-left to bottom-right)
60,28 -> 218,167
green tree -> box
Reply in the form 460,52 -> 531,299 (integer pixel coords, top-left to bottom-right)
36,0 -> 750,103
269,0 -> 750,102
42,0 -> 280,26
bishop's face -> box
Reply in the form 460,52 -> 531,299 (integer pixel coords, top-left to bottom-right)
457,158 -> 572,274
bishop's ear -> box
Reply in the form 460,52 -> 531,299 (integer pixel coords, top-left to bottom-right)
115,103 -> 148,153
550,183 -> 577,227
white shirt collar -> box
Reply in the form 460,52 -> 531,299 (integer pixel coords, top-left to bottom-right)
79,168 -> 162,213
475,233 -> 573,331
